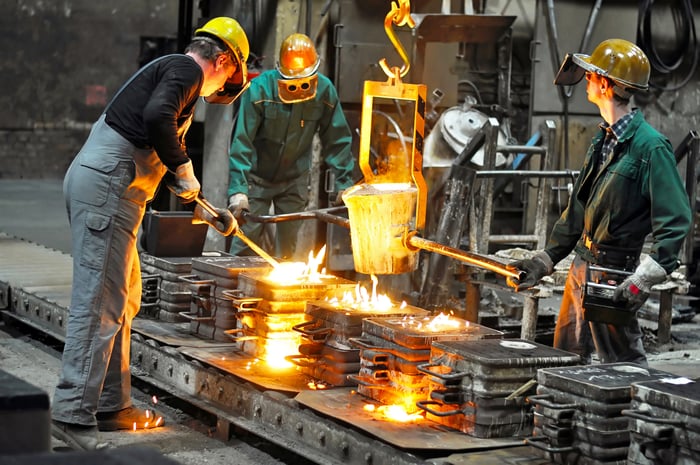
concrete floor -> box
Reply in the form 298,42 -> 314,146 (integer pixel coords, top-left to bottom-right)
0,179 -> 72,255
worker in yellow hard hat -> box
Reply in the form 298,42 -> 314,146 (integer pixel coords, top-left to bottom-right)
507,39 -> 691,366
52,17 -> 250,450
194,16 -> 250,104
227,33 -> 356,260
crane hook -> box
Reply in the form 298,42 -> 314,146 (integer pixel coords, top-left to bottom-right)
378,0 -> 415,80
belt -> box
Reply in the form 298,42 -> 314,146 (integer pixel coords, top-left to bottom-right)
580,232 -> 640,272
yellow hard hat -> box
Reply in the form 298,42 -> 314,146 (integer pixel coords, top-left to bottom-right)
277,33 -> 320,79
195,17 -> 250,93
555,38 -> 650,91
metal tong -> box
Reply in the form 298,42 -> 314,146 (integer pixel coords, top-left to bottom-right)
194,194 -> 280,268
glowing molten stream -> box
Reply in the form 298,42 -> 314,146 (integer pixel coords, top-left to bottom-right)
259,246 -> 337,368
262,337 -> 299,369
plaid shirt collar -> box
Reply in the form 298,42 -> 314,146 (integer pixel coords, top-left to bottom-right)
599,109 -> 637,166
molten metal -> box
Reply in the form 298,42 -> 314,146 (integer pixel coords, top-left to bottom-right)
325,274 -> 405,312
265,245 -> 333,284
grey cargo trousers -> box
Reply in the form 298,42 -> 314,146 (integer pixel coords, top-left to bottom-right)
52,115 -> 165,425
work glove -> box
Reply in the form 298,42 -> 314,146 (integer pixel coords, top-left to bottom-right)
227,193 -> 249,223
165,160 -> 200,202
506,251 -> 554,291
192,203 -> 238,236
613,255 -> 667,312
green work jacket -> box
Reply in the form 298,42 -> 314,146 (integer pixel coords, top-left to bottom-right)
228,70 -> 354,197
545,110 -> 692,273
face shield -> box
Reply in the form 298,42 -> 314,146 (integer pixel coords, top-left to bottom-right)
204,51 -> 250,105
205,79 -> 250,104
277,73 -> 318,104
553,53 -> 591,86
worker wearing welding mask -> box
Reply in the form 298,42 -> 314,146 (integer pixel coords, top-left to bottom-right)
52,17 -> 248,450
507,39 -> 691,366
227,33 -> 354,260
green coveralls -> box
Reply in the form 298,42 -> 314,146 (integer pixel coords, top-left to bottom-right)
228,70 -> 354,259
544,110 -> 692,363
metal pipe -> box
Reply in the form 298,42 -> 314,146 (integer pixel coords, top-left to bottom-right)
476,169 -> 580,178
242,206 -> 349,228
496,145 -> 546,154
405,233 -> 523,281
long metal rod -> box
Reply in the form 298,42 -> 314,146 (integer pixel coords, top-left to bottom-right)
234,230 -> 280,268
406,234 -> 523,281
476,170 -> 580,178
242,206 -> 350,228
194,194 -> 280,268
240,204 -> 525,280
194,194 -> 220,218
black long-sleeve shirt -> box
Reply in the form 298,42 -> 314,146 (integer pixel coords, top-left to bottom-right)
105,54 -> 203,170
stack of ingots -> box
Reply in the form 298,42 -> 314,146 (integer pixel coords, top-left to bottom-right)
529,363 -> 676,465
180,256 -> 271,342
626,376 -> 700,465
139,254 -> 194,323
417,338 -> 580,438
291,299 -> 429,386
349,315 -> 503,413
233,270 -> 357,361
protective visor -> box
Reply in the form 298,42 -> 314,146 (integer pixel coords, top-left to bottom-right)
277,74 -> 318,103
205,54 -> 250,105
553,53 -> 588,86
205,79 -> 250,104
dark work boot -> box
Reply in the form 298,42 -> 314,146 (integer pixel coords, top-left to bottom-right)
52,419 -> 109,450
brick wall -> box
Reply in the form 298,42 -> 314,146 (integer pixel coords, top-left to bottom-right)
1,0 -> 179,179
0,126 -> 90,179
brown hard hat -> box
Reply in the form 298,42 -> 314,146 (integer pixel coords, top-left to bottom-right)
554,38 -> 650,91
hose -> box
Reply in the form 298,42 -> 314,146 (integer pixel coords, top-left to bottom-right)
637,0 -> 698,91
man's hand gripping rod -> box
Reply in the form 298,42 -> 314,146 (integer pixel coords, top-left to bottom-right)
194,194 -> 280,268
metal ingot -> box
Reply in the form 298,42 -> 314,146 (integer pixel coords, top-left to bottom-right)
344,183 -> 418,274
237,271 -> 356,304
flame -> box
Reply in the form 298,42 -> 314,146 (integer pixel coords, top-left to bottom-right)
325,274 -> 407,312
391,311 -> 470,333
307,380 -> 328,390
265,245 -> 335,285
363,403 -> 423,423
